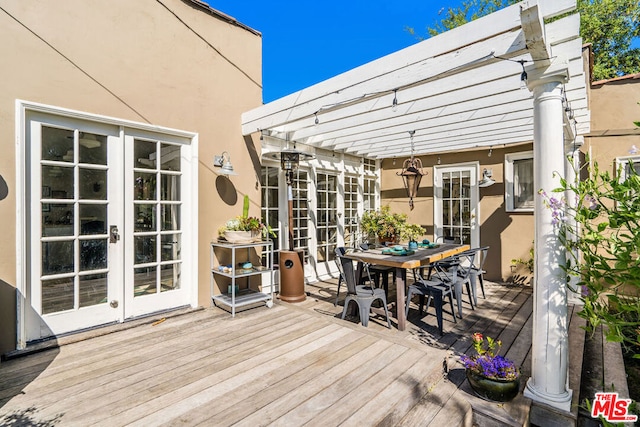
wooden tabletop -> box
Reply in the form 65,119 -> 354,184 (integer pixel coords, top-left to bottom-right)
343,243 -> 470,269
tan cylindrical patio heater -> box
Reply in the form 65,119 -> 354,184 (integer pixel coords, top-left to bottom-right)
276,149 -> 314,303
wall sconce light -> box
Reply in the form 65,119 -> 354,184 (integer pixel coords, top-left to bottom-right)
213,151 -> 237,176
397,130 -> 425,210
478,168 -> 495,187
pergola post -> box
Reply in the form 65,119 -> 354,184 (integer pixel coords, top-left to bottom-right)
523,64 -> 573,412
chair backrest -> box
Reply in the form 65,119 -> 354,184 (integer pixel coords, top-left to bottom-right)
454,250 -> 476,281
476,246 -> 490,270
334,247 -> 347,280
337,254 -> 359,295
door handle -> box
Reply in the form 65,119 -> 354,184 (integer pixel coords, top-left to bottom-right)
110,225 -> 120,243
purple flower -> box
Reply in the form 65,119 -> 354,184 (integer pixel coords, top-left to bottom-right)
460,333 -> 519,380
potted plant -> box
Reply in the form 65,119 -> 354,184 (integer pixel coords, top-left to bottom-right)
361,205 -> 421,245
460,332 -> 520,402
218,195 -> 275,243
400,223 -> 425,249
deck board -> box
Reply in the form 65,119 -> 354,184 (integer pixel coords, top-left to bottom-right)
0,281 -> 536,426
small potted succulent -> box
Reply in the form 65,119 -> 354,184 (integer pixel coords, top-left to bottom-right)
460,332 -> 520,402
218,195 -> 274,243
400,223 -> 425,249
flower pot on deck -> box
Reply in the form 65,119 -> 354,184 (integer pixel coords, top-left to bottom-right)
466,369 -> 520,402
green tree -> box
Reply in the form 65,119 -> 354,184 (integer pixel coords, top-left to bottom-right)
408,0 -> 640,81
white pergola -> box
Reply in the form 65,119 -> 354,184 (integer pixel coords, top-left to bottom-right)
242,0 -> 589,414
242,0 -> 588,160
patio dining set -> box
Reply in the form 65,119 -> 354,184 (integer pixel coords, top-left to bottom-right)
334,243 -> 490,334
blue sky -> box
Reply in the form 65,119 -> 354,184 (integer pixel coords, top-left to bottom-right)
208,1 -> 461,103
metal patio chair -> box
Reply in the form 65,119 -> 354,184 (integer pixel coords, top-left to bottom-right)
337,253 -> 391,328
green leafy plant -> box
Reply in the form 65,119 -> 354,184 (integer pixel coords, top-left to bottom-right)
360,205 -> 407,240
360,205 -> 424,243
218,195 -> 275,238
511,245 -> 534,274
400,222 -> 426,243
549,159 -> 640,353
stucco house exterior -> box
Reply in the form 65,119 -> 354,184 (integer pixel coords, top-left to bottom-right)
0,0 -> 263,353
1,4 -> 638,417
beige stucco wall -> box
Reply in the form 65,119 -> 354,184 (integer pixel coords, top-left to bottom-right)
585,76 -> 640,172
0,0 -> 262,353
380,144 -> 535,283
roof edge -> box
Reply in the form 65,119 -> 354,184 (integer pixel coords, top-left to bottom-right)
182,0 -> 261,37
592,73 -> 640,86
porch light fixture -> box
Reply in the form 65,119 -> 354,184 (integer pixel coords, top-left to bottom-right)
397,130 -> 425,210
213,151 -> 237,176
478,168 -> 495,188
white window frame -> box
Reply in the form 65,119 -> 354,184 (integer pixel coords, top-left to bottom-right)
505,151 -> 534,212
616,155 -> 640,180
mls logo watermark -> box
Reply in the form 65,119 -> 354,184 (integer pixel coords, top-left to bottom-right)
591,392 -> 638,423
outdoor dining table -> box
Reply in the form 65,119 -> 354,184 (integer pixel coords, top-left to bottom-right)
343,243 -> 470,331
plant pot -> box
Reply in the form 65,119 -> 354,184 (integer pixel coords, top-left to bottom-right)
465,369 -> 520,402
224,230 -> 260,243
377,235 -> 397,246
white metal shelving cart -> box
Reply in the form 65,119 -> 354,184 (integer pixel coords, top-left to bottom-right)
210,240 -> 274,316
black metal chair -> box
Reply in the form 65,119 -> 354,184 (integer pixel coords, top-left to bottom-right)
467,246 -> 490,304
337,254 -> 391,328
432,251 -> 477,317
405,270 -> 457,335
359,242 -> 394,296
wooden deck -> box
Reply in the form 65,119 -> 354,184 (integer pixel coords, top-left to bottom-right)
0,280 -> 536,426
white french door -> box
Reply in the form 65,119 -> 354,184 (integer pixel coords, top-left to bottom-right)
24,111 -> 193,342
29,115 -> 123,338
433,164 -> 480,247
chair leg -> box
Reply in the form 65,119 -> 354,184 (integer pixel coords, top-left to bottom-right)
465,280 -> 475,310
341,297 -> 352,320
380,297 -> 392,329
433,290 -> 444,335
469,275 -> 478,306
454,281 -> 463,318
335,277 -> 343,306
405,288 -> 413,318
447,293 -> 457,324
418,294 -> 425,316
360,303 -> 370,327
479,274 -> 486,299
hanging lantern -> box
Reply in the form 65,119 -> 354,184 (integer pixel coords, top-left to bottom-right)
396,130 -> 425,210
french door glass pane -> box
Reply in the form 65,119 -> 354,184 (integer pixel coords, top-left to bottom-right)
161,263 -> 181,291
134,266 -> 157,296
42,241 -> 74,275
41,126 -> 73,162
80,204 -> 107,235
42,277 -> 74,314
79,133 -> 107,165
80,239 -> 108,271
79,168 -> 107,200
79,274 -> 107,307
